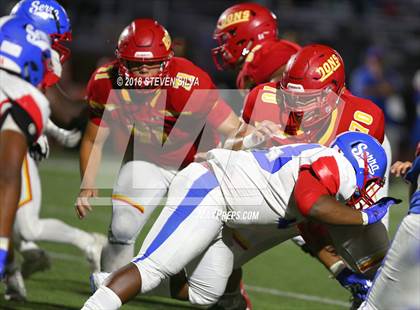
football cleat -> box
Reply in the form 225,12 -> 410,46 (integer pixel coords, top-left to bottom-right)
4,269 -> 27,302
240,281 -> 253,310
21,248 -> 52,279
209,280 -> 252,310
84,233 -> 107,273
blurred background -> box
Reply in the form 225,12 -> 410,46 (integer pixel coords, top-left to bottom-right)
2,0 -> 420,158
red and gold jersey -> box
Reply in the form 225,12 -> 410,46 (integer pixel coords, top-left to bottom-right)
242,83 -> 385,145
86,57 -> 233,168
236,39 -> 300,89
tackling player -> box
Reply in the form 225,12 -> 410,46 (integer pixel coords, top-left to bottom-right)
76,19 -> 240,275
82,132 -> 399,310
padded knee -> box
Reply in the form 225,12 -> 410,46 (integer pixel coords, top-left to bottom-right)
188,283 -> 221,306
109,203 -> 142,244
134,260 -> 168,294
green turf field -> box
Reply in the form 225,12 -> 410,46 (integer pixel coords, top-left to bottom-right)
0,155 -> 410,309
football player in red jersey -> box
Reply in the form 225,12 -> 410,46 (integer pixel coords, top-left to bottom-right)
76,19 -> 240,279
212,2 -> 300,90
228,44 -> 392,309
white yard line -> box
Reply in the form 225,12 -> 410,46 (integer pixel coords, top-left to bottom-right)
49,251 -> 349,308
245,285 -> 349,308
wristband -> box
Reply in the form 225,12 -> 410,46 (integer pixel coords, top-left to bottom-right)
361,212 -> 369,226
0,237 -> 9,251
329,260 -> 346,277
242,134 -> 256,149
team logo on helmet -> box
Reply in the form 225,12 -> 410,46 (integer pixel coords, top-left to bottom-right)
217,10 -> 251,30
316,54 -> 342,82
351,143 -> 380,175
25,23 -> 50,51
162,29 -> 171,51
29,1 -> 60,21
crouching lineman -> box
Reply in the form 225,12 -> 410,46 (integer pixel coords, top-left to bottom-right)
76,19 -> 240,273
359,144 -> 420,310
82,131 -> 400,309
0,16 -> 53,277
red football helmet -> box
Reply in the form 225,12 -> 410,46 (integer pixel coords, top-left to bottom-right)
279,44 -> 345,137
212,3 -> 278,70
116,19 -> 174,82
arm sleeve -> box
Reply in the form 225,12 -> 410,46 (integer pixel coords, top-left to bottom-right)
294,157 -> 340,216
294,168 -> 330,216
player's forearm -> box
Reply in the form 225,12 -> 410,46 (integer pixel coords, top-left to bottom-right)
79,137 -> 103,188
224,122 -> 256,150
308,195 -> 364,226
299,222 -> 343,270
224,136 -> 246,150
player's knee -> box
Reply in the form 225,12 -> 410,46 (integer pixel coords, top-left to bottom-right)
188,284 -> 222,306
109,204 -> 142,244
19,220 -> 42,241
134,261 -> 168,294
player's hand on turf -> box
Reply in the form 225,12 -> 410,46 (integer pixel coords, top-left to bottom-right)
76,189 -> 98,219
29,135 -> 50,162
391,161 -> 412,177
361,197 -> 401,225
336,268 -> 372,300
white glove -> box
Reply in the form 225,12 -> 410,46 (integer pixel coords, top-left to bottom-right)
55,128 -> 82,148
29,135 -> 50,162
46,120 -> 82,148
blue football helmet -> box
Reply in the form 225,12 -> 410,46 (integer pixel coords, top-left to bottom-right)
11,0 -> 72,63
0,16 -> 52,86
330,131 -> 387,209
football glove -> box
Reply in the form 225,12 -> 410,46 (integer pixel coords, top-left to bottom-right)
29,135 -> 50,162
46,120 -> 81,148
336,268 -> 372,301
361,197 -> 401,225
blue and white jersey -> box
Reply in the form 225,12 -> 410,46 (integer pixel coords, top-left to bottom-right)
207,144 -> 357,224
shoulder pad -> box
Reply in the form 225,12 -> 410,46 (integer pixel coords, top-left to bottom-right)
310,156 -> 340,195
